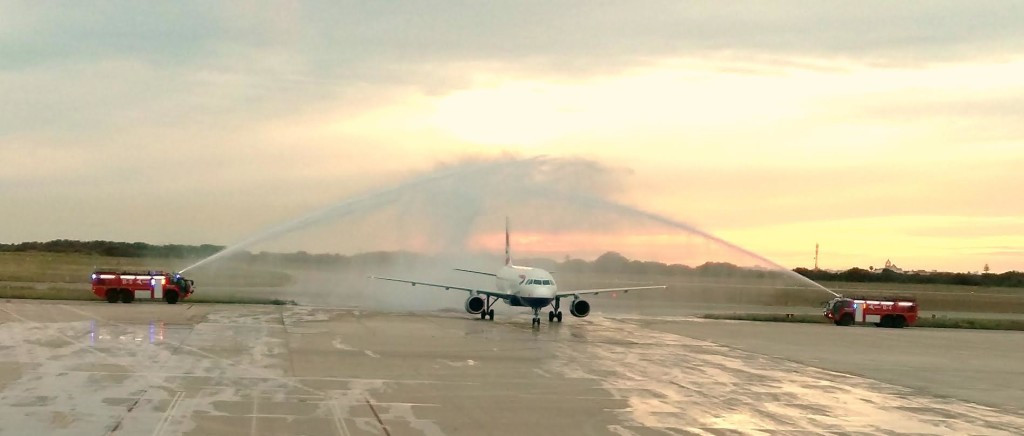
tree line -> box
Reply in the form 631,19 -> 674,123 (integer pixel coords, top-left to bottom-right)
3,240 -> 1020,287
793,267 -> 1024,288
0,239 -> 225,259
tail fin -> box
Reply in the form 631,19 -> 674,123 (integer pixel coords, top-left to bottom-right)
505,216 -> 512,266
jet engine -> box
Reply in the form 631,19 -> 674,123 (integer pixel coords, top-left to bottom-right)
570,299 -> 591,318
464,295 -> 485,314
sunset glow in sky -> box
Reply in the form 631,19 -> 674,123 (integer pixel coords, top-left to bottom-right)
2,2 -> 1022,272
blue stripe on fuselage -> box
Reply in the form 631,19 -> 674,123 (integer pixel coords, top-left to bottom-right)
509,296 -> 554,309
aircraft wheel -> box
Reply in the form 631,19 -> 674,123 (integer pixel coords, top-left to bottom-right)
488,309 -> 494,320
480,310 -> 487,320
106,289 -> 119,304
548,311 -> 555,322
556,311 -> 563,322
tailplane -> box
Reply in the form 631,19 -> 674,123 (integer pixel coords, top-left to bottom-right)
505,217 -> 512,266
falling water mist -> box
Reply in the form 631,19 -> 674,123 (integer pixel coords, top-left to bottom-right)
183,155 -> 838,310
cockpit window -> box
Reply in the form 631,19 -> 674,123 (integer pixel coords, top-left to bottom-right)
524,279 -> 553,286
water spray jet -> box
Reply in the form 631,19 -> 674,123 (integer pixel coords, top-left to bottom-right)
180,158 -> 540,273
182,155 -> 838,301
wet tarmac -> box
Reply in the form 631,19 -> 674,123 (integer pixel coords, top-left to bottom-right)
0,300 -> 1022,435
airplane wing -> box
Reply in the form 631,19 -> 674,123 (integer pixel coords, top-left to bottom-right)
555,285 -> 666,297
371,276 -> 508,299
453,268 -> 497,277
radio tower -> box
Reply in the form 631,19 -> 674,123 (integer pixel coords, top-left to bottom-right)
814,243 -> 819,270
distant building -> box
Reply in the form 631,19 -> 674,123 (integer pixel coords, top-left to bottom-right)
873,259 -> 904,274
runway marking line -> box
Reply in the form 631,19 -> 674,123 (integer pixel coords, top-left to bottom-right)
151,391 -> 184,436
328,395 -> 352,436
249,389 -> 260,436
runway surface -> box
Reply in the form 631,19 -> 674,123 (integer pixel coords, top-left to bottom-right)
0,300 -> 1022,435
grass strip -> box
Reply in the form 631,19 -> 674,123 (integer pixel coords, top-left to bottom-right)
915,316 -> 1024,331
701,313 -> 829,324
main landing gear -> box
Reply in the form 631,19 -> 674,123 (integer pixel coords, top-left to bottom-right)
547,298 -> 563,323
479,295 -> 496,321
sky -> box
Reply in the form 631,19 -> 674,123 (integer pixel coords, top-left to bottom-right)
2,1 -> 1023,273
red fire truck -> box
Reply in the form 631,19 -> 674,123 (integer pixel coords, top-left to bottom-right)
824,297 -> 918,328
91,271 -> 194,304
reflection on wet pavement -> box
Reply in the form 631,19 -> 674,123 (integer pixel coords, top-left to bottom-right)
552,317 -> 1024,434
0,300 -> 1021,435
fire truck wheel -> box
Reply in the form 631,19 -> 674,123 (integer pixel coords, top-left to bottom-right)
165,291 -> 179,305
106,289 -> 120,303
838,313 -> 854,326
892,316 -> 906,328
120,291 -> 134,304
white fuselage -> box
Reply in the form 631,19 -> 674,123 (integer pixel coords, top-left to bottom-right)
496,265 -> 557,309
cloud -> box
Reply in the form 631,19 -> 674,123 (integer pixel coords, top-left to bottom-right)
0,3 -> 221,70
6,2 -> 1024,73
2,1 -> 1022,276
212,2 -> 1024,71
5,2 -> 1023,146
984,250 -> 1024,258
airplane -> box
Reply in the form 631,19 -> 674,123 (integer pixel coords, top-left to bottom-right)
371,219 -> 667,327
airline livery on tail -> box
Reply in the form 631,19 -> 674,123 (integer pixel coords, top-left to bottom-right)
372,219 -> 666,327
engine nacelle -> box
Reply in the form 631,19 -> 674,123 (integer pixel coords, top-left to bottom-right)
570,299 -> 591,318
465,295 -> 485,314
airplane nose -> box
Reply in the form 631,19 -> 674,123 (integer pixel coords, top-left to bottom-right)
541,286 -> 556,298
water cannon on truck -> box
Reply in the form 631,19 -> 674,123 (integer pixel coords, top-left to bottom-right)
91,270 -> 195,304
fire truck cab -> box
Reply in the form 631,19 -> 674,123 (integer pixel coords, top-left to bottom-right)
91,271 -> 194,304
824,297 -> 918,328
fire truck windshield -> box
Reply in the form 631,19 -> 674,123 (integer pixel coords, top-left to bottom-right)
830,299 -> 847,315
